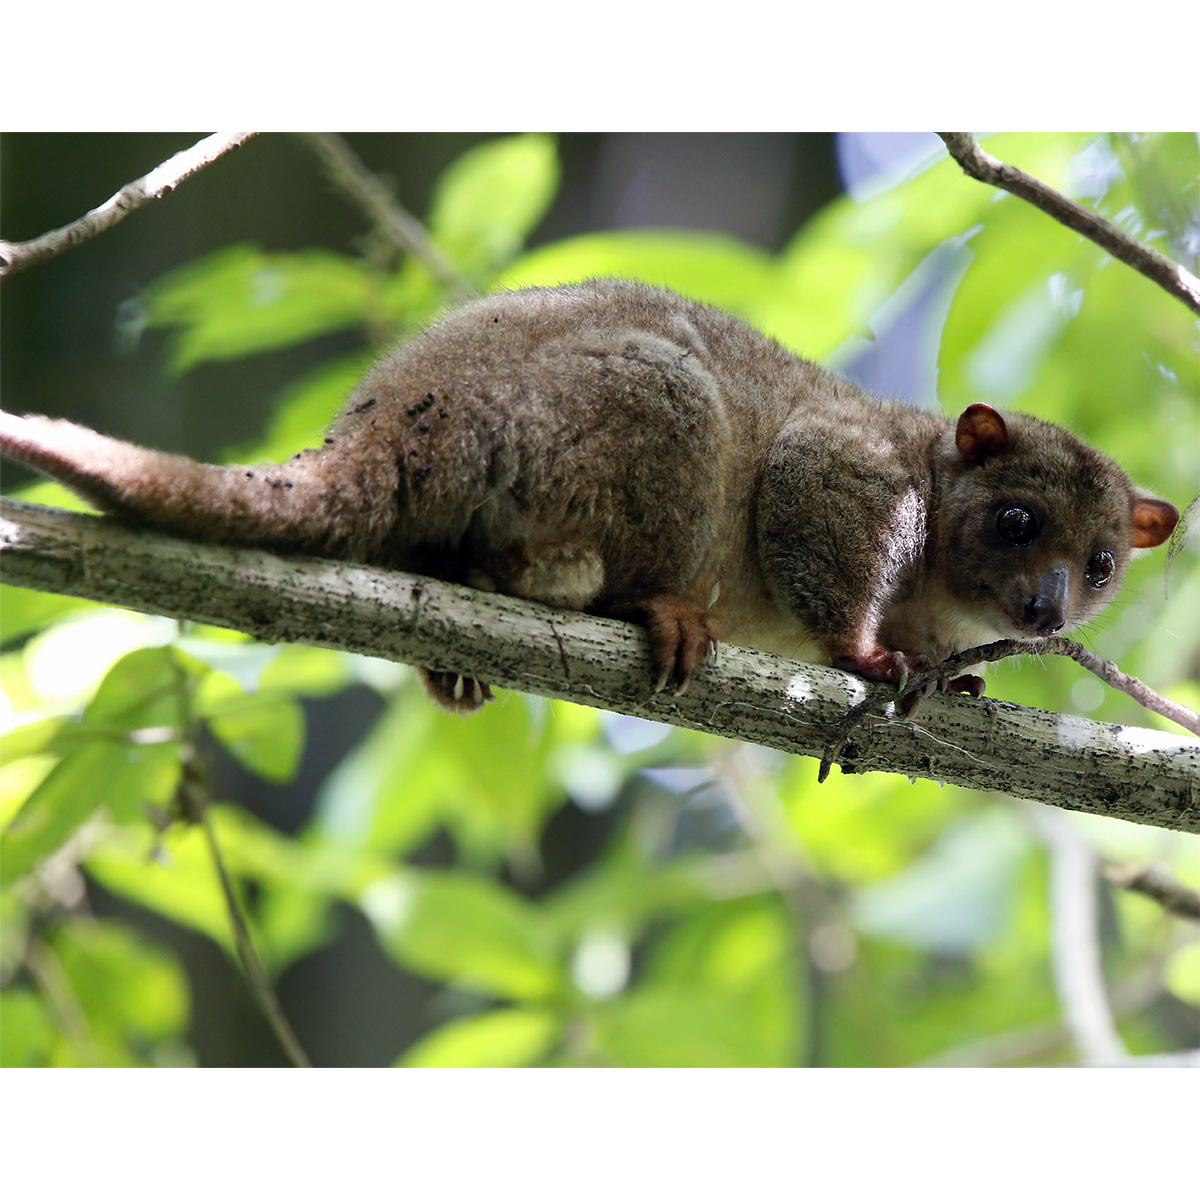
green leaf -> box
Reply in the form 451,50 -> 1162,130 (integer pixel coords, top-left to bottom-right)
497,229 -> 778,321
144,245 -> 380,371
84,824 -> 233,950
83,646 -> 187,732
544,855 -> 712,943
770,132 -> 1085,364
197,672 -> 305,784
315,686 -> 573,868
428,133 -> 560,282
399,1007 -> 563,1067
587,985 -> 784,1067
0,716 -> 68,765
0,583 -> 98,645
362,869 -> 564,1001
1164,942 -> 1200,1007
0,989 -> 55,1067
0,739 -> 181,883
49,918 -> 191,1043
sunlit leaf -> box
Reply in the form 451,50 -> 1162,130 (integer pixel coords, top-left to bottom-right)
84,824 -> 233,951
399,1007 -> 563,1067
587,985 -> 783,1067
0,583 -> 97,645
362,869 -> 564,1001
49,918 -> 190,1043
144,245 -> 381,371
0,739 -> 181,883
0,989 -> 55,1067
197,672 -> 305,784
83,645 -> 187,732
1164,941 -> 1200,1007
497,230 -> 778,322
428,133 -> 560,282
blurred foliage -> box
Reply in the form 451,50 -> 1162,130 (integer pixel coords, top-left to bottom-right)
1,133 -> 1197,1068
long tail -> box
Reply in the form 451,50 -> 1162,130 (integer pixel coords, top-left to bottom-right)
0,411 -> 369,556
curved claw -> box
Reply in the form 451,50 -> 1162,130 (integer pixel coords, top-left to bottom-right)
418,668 -> 494,713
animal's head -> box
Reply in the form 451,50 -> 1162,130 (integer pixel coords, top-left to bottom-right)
936,403 -> 1178,640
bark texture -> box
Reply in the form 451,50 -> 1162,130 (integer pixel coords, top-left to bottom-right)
2,498 -> 1196,833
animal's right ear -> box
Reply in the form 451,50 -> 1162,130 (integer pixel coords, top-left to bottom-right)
1130,491 -> 1179,548
955,404 -> 1011,468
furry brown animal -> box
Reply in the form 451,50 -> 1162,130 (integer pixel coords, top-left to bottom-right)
0,279 -> 1179,709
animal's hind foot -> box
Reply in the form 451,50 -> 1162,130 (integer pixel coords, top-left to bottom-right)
418,668 -> 494,713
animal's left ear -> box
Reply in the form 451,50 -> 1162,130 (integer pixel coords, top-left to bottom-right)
1130,491 -> 1179,548
955,404 -> 1010,468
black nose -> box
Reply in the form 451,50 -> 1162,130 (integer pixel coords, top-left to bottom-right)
1025,564 -> 1068,635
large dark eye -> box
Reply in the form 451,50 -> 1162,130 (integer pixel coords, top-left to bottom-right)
996,504 -> 1038,546
1086,549 -> 1115,588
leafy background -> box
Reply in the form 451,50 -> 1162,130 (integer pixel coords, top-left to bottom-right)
0,132 -> 1196,1067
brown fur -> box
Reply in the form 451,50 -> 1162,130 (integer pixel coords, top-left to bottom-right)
0,279 -> 1179,708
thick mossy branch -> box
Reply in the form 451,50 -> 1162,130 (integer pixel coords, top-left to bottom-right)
2,498 -> 1197,834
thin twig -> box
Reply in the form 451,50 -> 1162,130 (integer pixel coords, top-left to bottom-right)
1102,861 -> 1200,921
169,655 -> 312,1068
0,133 -> 257,279
938,133 -> 1200,316
196,807 -> 312,1068
298,132 -> 475,303
904,637 -> 1200,736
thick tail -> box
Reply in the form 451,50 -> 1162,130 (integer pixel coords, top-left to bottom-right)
0,411 -> 367,556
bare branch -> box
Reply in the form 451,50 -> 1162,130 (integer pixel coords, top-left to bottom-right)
938,133 -> 1200,316
904,638 -> 1200,737
1102,861 -> 1200,921
2,498 -> 1198,834
0,133 -> 257,279
298,132 -> 475,303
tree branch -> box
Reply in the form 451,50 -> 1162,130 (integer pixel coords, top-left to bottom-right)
0,133 -> 257,279
1101,861 -> 1200,921
298,132 -> 476,303
937,132 -> 1200,316
2,498 -> 1198,834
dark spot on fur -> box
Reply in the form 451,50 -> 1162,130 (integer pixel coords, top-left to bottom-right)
406,402 -> 421,416
245,470 -> 255,478
418,420 -> 430,433
324,437 -> 335,446
413,465 -> 433,482
439,408 -> 448,419
354,397 -> 378,414
409,448 -> 420,457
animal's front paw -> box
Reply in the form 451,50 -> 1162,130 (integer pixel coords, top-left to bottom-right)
833,648 -> 930,692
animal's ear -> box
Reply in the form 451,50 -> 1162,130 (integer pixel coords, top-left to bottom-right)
1130,492 -> 1179,548
955,404 -> 1010,468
